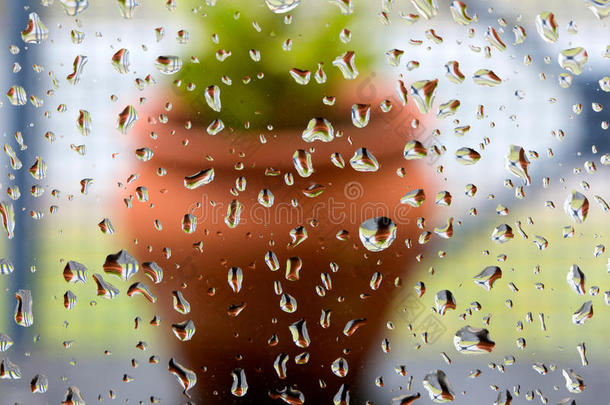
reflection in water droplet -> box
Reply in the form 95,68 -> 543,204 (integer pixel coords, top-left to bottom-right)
567,264 -> 586,295
359,217 -> 397,252
449,1 -> 474,25
171,320 -> 195,341
184,168 -> 214,189
21,13 -> 49,44
333,51 -> 359,80
572,301 -> 593,325
205,85 -> 221,112
155,55 -> 182,74
289,319 -> 310,348
265,0 -> 301,13
422,369 -> 455,402
435,290 -> 456,315
117,105 -> 138,134
111,48 -> 130,74
454,326 -> 495,353
168,358 -> 197,397
293,149 -> 314,177
60,0 -> 89,16
0,202 -> 16,239
455,147 -> 480,165
92,273 -> 120,299
225,199 -> 242,228
564,190 -> 589,223
473,266 -> 502,290
411,0 -> 438,19
351,104 -> 371,128
14,289 -> 33,327
410,79 -> 438,114
67,55 -> 88,85
472,69 -> 502,86
403,140 -> 427,160
505,145 -> 531,185
302,118 -> 334,143
30,374 -> 48,393
350,148 -> 379,172
535,12 -> 559,43
289,68 -> 311,85
558,47 -> 588,75
333,384 -> 350,405
562,368 -> 586,393
331,357 -> 349,377
103,249 -> 138,281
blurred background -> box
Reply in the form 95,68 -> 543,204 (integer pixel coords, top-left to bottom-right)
0,0 -> 609,404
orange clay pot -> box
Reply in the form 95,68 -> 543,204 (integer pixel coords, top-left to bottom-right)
125,90 -> 435,403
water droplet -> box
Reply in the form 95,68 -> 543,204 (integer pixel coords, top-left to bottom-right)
155,55 -> 182,74
472,69 -> 502,86
21,13 -> 49,44
67,55 -> 88,85
225,199 -> 242,228
289,68 -> 311,85
30,374 -> 48,393
410,79 -> 438,114
411,0 -> 439,19
359,217 -> 397,252
422,369 -> 455,402
350,148 -> 379,172
435,290 -> 456,315
184,168 -> 215,189
535,12 -> 559,43
60,0 -> 89,16
302,118 -> 334,142
564,190 -> 588,223
343,318 -> 366,336
111,48 -> 130,74
454,326 -> 495,353
401,188 -> 426,207
289,319 -> 310,348
76,109 -> 92,136
103,249 -> 138,281
403,140 -> 427,159
572,301 -> 593,325
455,147 -> 480,164
562,369 -> 585,393
351,104 -> 371,128
168,358 -> 197,397
567,264 -> 585,295
205,85 -> 221,112
116,105 -> 138,134
92,273 -> 120,299
331,357 -> 349,377
280,293 -> 297,313
449,1 -> 474,25
485,26 -> 506,51
473,266 -> 502,290
505,145 -> 531,185
0,258 -> 14,276
333,384 -> 350,405
558,47 -> 588,75
333,51 -> 358,80
171,320 -> 195,341
228,266 -> 243,293
14,289 -> 33,327
127,281 -> 157,303
265,0 -> 301,13
293,149 -> 314,177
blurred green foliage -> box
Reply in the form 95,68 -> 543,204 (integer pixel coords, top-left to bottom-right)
178,0 -> 375,129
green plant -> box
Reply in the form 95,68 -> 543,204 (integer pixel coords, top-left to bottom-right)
177,0 -> 375,129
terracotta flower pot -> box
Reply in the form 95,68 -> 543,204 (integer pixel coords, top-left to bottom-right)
125,90 -> 434,402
